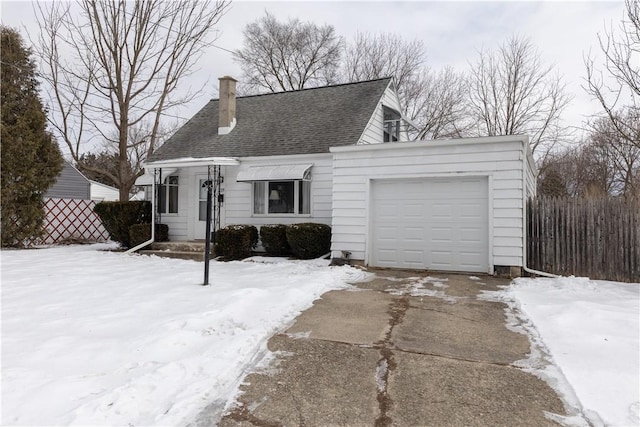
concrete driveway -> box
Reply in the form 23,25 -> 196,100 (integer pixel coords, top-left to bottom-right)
213,270 -> 569,426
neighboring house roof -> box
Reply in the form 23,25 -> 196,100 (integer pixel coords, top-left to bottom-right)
149,78 -> 393,161
45,161 -> 91,200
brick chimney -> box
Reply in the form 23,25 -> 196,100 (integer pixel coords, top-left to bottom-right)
218,76 -> 237,135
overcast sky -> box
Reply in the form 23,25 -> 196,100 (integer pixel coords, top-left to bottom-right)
0,0 -> 627,138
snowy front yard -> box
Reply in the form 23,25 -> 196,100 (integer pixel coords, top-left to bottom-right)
1,244 -> 638,426
1,244 -> 368,426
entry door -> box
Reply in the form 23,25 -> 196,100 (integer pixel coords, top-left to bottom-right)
195,175 -> 224,239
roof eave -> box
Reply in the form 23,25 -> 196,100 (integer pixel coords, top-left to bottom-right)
144,156 -> 240,168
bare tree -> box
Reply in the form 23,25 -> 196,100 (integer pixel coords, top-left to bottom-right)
467,35 -> 572,155
342,32 -> 470,139
34,0 -> 229,200
589,112 -> 640,196
537,144 -> 612,198
343,32 -> 424,91
584,0 -> 639,153
78,120 -> 177,189
537,115 -> 639,198
234,12 -> 343,93
405,67 -> 472,139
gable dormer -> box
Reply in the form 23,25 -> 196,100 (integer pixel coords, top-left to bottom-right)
357,79 -> 411,145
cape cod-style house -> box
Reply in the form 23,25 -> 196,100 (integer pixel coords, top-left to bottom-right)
138,76 -> 536,275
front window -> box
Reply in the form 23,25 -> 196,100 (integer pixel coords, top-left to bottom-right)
158,176 -> 179,214
253,180 -> 310,215
383,106 -> 401,142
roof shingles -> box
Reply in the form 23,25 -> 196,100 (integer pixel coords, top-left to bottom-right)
149,78 -> 391,161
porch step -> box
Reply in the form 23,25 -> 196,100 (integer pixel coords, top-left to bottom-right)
149,241 -> 213,253
137,240 -> 215,261
138,249 -> 206,261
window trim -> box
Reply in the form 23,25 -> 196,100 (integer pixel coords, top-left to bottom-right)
251,179 -> 311,216
158,175 -> 179,215
383,106 -> 402,142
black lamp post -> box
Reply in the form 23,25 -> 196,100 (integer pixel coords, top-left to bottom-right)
202,167 -> 213,286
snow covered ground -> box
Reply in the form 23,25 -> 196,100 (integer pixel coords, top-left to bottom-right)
1,243 -> 369,426
490,277 -> 640,427
1,244 -> 638,426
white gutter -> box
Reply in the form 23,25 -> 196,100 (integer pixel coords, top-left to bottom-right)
125,171 -> 156,254
144,156 -> 239,168
520,138 -> 559,278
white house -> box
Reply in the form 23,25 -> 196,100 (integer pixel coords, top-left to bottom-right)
139,76 -> 536,275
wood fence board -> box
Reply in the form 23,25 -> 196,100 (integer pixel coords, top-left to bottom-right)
527,197 -> 640,283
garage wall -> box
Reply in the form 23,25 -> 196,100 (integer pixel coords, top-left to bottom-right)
330,135 -> 533,270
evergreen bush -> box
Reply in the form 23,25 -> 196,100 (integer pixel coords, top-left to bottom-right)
94,201 -> 151,248
286,223 -> 331,259
128,223 -> 169,248
1,27 -> 63,247
259,224 -> 291,256
214,224 -> 258,261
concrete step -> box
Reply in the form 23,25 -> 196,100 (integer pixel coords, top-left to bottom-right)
138,249 -> 206,261
149,241 -> 212,253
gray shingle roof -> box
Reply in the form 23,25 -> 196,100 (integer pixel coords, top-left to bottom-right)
148,78 -> 392,161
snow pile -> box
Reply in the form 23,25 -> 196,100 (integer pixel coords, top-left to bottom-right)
498,277 -> 640,427
1,244 -> 369,426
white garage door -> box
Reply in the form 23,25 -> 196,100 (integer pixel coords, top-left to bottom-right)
371,177 -> 489,272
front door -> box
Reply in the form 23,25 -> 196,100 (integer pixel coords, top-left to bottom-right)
195,174 -> 224,239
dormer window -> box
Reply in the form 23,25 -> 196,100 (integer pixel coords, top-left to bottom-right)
383,106 -> 401,142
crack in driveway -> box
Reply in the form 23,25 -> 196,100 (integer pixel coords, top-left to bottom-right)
374,295 -> 410,427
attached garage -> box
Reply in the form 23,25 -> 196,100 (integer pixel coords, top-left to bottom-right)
371,177 -> 489,272
330,135 -> 537,274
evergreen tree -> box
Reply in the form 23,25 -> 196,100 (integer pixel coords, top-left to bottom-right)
1,26 -> 63,247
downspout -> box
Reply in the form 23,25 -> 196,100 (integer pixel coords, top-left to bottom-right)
125,168 -> 156,254
520,139 -> 559,278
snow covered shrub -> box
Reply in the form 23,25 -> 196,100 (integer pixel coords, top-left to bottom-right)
214,224 -> 258,261
286,223 -> 331,259
93,201 -> 151,248
128,223 -> 169,248
259,224 -> 291,256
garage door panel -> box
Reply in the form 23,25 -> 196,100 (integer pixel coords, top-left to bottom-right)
372,177 -> 488,272
376,249 -> 398,264
404,250 -> 425,263
460,252 -> 485,268
431,227 -> 453,243
378,203 -> 398,217
460,227 -> 484,243
378,225 -> 398,239
405,203 -> 426,218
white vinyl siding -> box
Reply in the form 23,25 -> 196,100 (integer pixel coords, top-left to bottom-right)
90,181 -> 119,201
225,154 -> 333,229
330,136 -> 534,270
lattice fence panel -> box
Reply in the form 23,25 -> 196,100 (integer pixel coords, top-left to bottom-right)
29,198 -> 110,246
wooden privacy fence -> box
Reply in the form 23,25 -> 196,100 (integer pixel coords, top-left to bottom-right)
26,198 -> 110,246
527,197 -> 640,283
